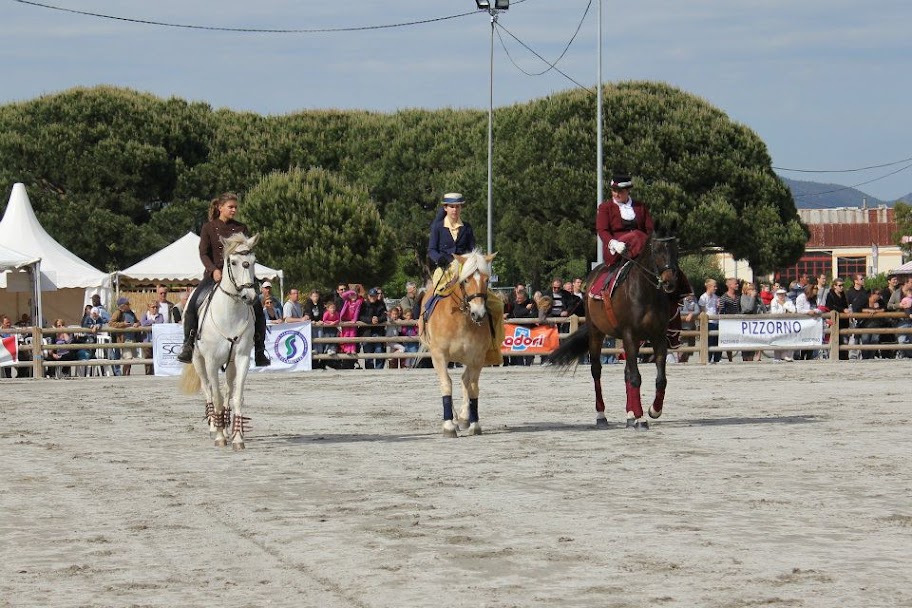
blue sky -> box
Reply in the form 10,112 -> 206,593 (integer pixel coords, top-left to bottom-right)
3,0 -> 911,201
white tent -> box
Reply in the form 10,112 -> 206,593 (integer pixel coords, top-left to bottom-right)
0,183 -> 112,325
116,231 -> 284,296
0,244 -> 42,326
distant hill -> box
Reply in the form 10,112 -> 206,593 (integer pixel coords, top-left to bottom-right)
781,177 -> 887,209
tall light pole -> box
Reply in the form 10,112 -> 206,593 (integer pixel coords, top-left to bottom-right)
595,0 -> 605,266
475,0 -> 508,255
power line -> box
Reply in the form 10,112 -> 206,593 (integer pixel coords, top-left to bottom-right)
793,162 -> 912,199
11,0 -> 477,33
497,0 -> 591,77
495,22 -> 595,94
774,155 -> 912,174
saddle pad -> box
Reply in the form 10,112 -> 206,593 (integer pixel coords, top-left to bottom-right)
588,261 -> 633,300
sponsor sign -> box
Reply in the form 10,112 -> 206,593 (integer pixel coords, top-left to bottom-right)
152,322 -> 312,376
501,323 -> 560,355
718,317 -> 823,348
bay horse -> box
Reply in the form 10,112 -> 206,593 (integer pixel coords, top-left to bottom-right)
421,249 -> 497,438
179,233 -> 260,449
550,234 -> 681,430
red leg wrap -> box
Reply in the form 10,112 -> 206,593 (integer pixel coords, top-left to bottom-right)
626,381 -> 643,418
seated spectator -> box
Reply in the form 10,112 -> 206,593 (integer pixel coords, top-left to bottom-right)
897,288 -> 912,358
49,318 -> 77,377
507,288 -> 537,366
770,289 -> 795,362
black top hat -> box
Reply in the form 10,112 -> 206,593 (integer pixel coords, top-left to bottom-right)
610,174 -> 633,189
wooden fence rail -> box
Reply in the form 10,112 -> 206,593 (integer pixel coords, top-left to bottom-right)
2,310 -> 910,378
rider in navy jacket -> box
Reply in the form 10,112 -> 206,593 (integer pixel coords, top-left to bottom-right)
428,193 -> 476,268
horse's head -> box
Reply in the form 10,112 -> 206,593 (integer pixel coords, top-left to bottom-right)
454,249 -> 496,324
651,236 -> 680,295
220,233 -> 260,304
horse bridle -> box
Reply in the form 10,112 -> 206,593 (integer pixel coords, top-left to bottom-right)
218,248 -> 258,304
620,236 -> 679,290
454,275 -> 489,325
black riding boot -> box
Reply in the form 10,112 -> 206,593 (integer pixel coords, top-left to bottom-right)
253,301 -> 271,367
176,329 -> 196,364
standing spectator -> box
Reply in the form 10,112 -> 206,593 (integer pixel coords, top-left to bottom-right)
154,285 -> 176,323
79,306 -> 104,365
846,274 -> 869,312
739,283 -> 762,361
815,274 -> 831,311
359,287 -> 388,370
258,280 -> 274,307
887,277 -> 912,311
338,288 -> 363,364
758,282 -> 774,309
385,306 -> 406,369
89,293 -> 111,323
140,302 -> 165,375
304,290 -> 326,359
678,293 -> 700,363
770,289 -> 796,362
333,283 -> 349,312
109,297 -> 141,376
571,278 -> 585,301
79,304 -> 93,327
796,284 -> 822,360
896,286 -> 912,358
1,315 -> 14,378
263,297 -> 283,324
170,290 -> 189,324
399,282 -> 419,317
699,279 -> 721,363
718,278 -> 741,362
282,289 -> 305,323
547,278 -> 576,318
507,288 -> 537,366
321,300 -> 341,356
857,291 -> 888,359
400,308 -> 419,367
825,278 -> 850,360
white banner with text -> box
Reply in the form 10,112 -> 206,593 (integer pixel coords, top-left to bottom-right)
718,317 -> 823,348
152,322 -> 312,376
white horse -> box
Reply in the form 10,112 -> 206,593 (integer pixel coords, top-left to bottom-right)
179,233 -> 260,450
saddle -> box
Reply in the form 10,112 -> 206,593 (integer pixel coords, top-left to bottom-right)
587,261 -> 634,300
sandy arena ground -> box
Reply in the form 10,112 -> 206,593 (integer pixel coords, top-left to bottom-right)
1,359 -> 910,608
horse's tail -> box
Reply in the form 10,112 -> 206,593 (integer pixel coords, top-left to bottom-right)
548,323 -> 591,370
178,364 -> 201,395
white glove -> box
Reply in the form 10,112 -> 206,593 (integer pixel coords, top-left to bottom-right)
609,239 -> 626,255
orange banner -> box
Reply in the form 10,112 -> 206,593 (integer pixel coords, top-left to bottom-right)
501,323 -> 560,355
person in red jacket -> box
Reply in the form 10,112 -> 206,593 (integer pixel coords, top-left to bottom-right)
596,174 -> 655,268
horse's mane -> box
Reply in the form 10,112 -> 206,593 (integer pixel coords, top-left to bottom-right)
223,232 -> 252,256
458,249 -> 492,282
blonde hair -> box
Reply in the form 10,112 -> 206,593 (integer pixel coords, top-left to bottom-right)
208,192 -> 239,221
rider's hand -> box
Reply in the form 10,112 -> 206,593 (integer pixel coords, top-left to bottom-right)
609,239 -> 626,255
213,269 -> 222,281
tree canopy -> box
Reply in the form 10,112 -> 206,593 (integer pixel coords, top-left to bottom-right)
0,82 -> 808,288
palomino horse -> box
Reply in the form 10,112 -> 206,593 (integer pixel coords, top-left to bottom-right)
422,249 -> 497,438
179,233 -> 260,449
550,234 -> 681,430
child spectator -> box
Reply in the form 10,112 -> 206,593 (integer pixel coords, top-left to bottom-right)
321,300 -> 340,355
400,308 -> 419,367
385,306 -> 405,369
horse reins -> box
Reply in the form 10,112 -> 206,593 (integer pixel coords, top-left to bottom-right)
617,236 -> 678,290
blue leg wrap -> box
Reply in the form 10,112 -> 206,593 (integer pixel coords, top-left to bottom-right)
442,395 -> 454,421
469,398 -> 479,423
